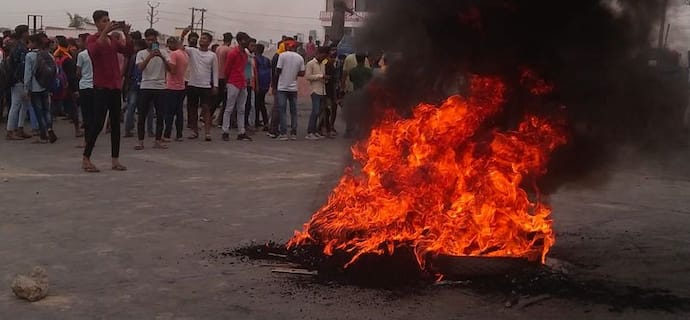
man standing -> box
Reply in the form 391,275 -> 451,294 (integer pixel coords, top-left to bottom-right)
164,36 -> 188,142
243,38 -> 257,130
84,10 -> 133,172
276,40 -> 305,141
76,34 -> 94,147
134,28 -> 169,151
24,33 -> 56,144
53,36 -> 82,138
254,44 -> 271,129
222,32 -> 252,142
181,27 -> 218,141
304,46 -> 330,140
5,25 -> 34,140
305,36 -> 317,61
123,39 -> 147,138
212,32 -> 233,127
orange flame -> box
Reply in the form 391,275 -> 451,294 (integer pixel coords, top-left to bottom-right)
288,75 -> 567,269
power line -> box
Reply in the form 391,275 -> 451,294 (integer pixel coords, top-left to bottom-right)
146,1 -> 160,29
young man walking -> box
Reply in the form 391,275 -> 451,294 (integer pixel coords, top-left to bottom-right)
181,27 -> 218,141
134,28 -> 170,150
304,46 -> 330,140
275,40 -> 305,141
84,10 -> 133,172
222,32 -> 252,142
164,36 -> 188,142
24,33 -> 56,144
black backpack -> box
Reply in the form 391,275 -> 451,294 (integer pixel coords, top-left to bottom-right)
34,50 -> 58,90
0,58 -> 10,90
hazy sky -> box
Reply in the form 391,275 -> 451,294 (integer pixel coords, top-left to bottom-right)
0,0 -> 326,42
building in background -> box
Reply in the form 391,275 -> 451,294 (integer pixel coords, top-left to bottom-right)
44,26 -> 97,38
320,0 -> 379,38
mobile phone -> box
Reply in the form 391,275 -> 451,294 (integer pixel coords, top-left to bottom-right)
151,42 -> 160,50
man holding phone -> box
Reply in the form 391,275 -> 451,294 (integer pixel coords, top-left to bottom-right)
83,10 -> 133,172
134,28 -> 170,151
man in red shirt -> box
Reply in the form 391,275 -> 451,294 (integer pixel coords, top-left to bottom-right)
83,10 -> 133,172
222,32 -> 251,142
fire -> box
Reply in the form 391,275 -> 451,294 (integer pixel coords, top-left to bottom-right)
288,75 -> 567,269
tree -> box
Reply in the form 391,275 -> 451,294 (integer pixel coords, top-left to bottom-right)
66,12 -> 92,28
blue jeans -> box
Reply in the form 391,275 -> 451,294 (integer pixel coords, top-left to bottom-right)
278,91 -> 298,135
31,91 -> 51,139
308,93 -> 325,134
124,88 -> 138,134
6,84 -> 37,130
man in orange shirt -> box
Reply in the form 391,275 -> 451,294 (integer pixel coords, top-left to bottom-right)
164,37 -> 189,142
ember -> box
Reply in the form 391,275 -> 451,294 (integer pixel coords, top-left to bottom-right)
288,75 -> 568,270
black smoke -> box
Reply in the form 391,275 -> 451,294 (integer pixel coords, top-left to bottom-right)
349,0 -> 688,192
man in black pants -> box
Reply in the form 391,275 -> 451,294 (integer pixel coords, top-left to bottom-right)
134,28 -> 169,150
83,10 -> 133,172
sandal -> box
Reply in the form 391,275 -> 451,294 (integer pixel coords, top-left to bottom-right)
134,145 -> 145,151
83,165 -> 100,173
112,164 -> 128,171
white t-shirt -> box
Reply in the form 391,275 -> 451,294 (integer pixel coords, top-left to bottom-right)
76,50 -> 93,90
185,47 -> 219,89
276,51 -> 305,92
136,49 -> 169,90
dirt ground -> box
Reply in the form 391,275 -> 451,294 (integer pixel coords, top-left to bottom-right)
1,98 -> 690,319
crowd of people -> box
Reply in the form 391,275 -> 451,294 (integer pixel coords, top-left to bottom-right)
0,9 -> 381,172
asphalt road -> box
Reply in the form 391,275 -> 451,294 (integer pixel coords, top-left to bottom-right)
1,97 -> 690,319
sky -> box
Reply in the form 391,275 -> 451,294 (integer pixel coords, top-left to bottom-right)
0,0 -> 326,42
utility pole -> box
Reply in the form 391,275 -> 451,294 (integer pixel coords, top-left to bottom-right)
146,1 -> 160,29
658,0 -> 669,49
330,0 -> 353,45
27,15 -> 43,34
200,8 -> 207,33
189,7 -> 207,33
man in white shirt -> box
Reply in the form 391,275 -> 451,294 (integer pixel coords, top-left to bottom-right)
76,34 -> 94,147
181,27 -> 219,141
304,46 -> 330,140
134,28 -> 170,150
275,40 -> 305,141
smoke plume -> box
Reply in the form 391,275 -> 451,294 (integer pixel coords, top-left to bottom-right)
350,0 -> 688,192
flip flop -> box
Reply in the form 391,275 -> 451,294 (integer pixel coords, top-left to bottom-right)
112,164 -> 128,171
83,166 -> 100,173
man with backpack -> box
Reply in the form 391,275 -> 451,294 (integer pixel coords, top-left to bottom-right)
5,25 -> 36,140
24,33 -> 57,144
